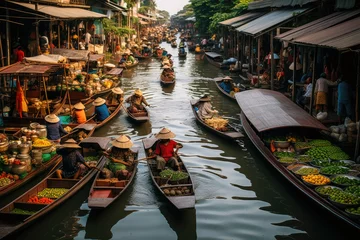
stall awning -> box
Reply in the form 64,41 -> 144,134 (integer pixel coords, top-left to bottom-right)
7,1 -> 106,19
276,9 -> 360,41
102,0 -> 127,16
52,49 -> 90,61
140,20 -> 149,25
0,62 -> 61,75
248,0 -> 317,10
293,16 -> 360,50
236,9 -> 308,37
24,54 -> 66,64
219,12 -> 264,26
138,13 -> 156,21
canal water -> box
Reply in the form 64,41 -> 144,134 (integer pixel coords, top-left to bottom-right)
15,40 -> 358,239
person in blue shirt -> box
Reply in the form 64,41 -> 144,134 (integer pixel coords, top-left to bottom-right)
337,77 -> 352,121
93,97 -> 110,121
219,76 -> 234,94
45,114 -> 67,141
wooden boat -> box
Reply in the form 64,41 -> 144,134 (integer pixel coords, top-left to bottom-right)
87,148 -> 139,209
160,74 -> 175,86
205,52 -> 228,69
118,60 -> 139,69
125,105 -> 150,123
134,55 -> 151,60
142,138 -> 195,209
214,78 -> 248,100
171,42 -> 177,48
190,100 -> 243,140
60,123 -> 96,144
235,89 -> 360,230
178,51 -> 187,58
0,137 -> 110,238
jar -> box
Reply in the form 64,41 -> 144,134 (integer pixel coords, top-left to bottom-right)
16,154 -> 31,172
31,135 -> 39,142
30,122 -> 40,130
19,141 -> 30,154
12,164 -> 27,175
37,125 -> 47,138
8,141 -> 19,154
32,149 -> 42,166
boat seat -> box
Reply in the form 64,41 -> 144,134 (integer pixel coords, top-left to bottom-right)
91,190 -> 112,198
131,112 -> 147,117
93,186 -> 124,190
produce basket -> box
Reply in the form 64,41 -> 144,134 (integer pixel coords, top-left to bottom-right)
301,174 -> 330,188
292,166 -> 319,177
330,174 -> 360,187
294,142 -> 311,153
277,157 -> 297,166
319,166 -> 349,176
0,143 -> 9,152
297,155 -> 312,163
315,185 -> 343,198
328,196 -> 360,209
345,208 -> 360,220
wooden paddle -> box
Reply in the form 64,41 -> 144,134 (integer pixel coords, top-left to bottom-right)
102,152 -> 130,166
134,156 -> 156,162
47,158 -> 62,176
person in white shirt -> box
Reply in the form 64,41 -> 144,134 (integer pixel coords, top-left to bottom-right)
197,95 -> 218,119
85,32 -> 91,50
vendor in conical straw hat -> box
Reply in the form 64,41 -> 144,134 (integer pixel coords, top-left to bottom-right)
56,139 -> 92,179
45,113 -> 67,141
73,102 -> 87,124
162,65 -> 174,78
126,88 -> 150,113
92,97 -> 110,121
152,128 -> 183,171
197,95 -> 218,119
107,87 -> 124,105
107,135 -> 135,167
219,76 -> 236,94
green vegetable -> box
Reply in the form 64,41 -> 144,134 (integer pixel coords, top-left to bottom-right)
0,177 -> 12,187
37,188 -> 68,199
294,142 -> 311,150
11,208 -> 37,215
297,155 -> 312,163
84,156 -> 99,162
329,152 -> 350,161
346,206 -> 360,215
309,140 -> 332,147
320,166 -> 349,175
332,176 -> 360,186
329,191 -> 360,205
160,169 -> 188,181
278,157 -> 296,163
274,152 -> 296,158
295,167 -> 319,175
311,159 -> 349,168
345,185 -> 360,197
316,186 -> 343,196
108,163 -> 126,172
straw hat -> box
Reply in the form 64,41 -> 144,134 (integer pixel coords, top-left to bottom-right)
222,76 -> 232,81
74,102 -> 85,110
125,49 -> 131,55
155,128 -> 176,139
133,44 -> 139,48
45,114 -> 60,123
61,139 -> 81,149
112,87 -> 123,95
111,135 -> 133,149
199,95 -> 211,102
134,89 -> 143,96
142,37 -> 148,41
162,65 -> 171,69
92,97 -> 106,106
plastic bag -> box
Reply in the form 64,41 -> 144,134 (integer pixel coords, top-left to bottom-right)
329,126 -> 340,133
344,117 -> 353,127
316,112 -> 328,120
338,124 -> 346,134
330,132 -> 340,139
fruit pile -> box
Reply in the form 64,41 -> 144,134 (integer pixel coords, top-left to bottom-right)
346,206 -> 360,215
329,191 -> 360,205
163,186 -> 191,196
37,188 -> 68,199
332,176 -> 360,186
27,196 -> 54,204
306,148 -> 329,160
329,152 -> 350,160
345,185 -> 360,197
295,167 -> 319,176
274,152 -> 296,158
33,139 -> 52,148
11,208 -> 36,215
302,174 -> 330,185
320,166 -> 349,175
0,177 -> 13,187
316,186 -> 342,196
309,140 -> 332,147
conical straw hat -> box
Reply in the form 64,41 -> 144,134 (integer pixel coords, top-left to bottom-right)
111,135 -> 133,149
92,97 -> 106,106
222,76 -> 232,81
74,102 -> 85,110
112,87 -> 123,95
61,139 -> 81,149
155,128 -> 176,139
199,95 -> 211,102
134,89 -> 143,96
45,114 -> 60,123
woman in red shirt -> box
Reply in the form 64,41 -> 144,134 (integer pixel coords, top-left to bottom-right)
154,128 -> 182,171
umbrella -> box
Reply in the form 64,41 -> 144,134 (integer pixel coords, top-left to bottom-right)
264,53 -> 280,60
289,61 -> 303,70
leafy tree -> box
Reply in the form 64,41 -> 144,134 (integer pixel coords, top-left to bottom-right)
102,18 -> 135,37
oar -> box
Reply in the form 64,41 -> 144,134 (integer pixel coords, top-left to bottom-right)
47,158 -> 62,176
134,156 -> 156,162
102,152 -> 130,166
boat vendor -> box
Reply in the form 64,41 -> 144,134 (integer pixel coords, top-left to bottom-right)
56,139 -> 92,179
152,128 -> 183,171
72,102 -> 87,124
119,53 -> 128,64
162,65 -> 174,78
197,95 -> 218,119
179,39 -> 186,54
107,135 -> 135,164
195,44 -> 201,53
107,87 -> 124,105
314,73 -> 338,113
126,89 -> 150,113
45,114 -> 67,141
92,97 -> 110,121
167,54 -> 173,66
128,53 -> 136,64
219,76 -> 236,94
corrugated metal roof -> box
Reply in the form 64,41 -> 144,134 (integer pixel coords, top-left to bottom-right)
205,52 -> 223,59
236,9 -> 307,36
235,89 -> 328,132
248,0 -> 316,10
276,9 -> 360,41
294,16 -> 360,50
8,1 -> 106,19
0,63 -> 61,75
219,12 -> 264,26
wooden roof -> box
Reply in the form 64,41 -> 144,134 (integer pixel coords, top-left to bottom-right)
0,62 -> 61,75
79,137 -> 111,150
106,68 -> 124,75
205,52 -> 223,59
235,89 -> 328,132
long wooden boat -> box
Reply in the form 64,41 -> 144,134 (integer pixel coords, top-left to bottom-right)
142,137 -> 195,209
160,74 -> 175,86
60,123 -> 96,144
134,55 -> 151,60
178,51 -> 187,58
171,43 -> 177,48
190,100 -> 243,140
214,78 -> 235,100
125,105 -> 150,123
118,60 -> 139,69
87,148 -> 139,209
235,89 -> 360,230
0,137 -> 110,238
205,52 -> 228,70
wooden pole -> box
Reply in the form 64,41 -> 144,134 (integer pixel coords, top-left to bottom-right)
250,37 -> 254,74
49,19 -> 53,54
58,24 -> 61,48
354,52 -> 360,161
0,36 -> 4,67
270,30 -> 274,90
77,21 -> 80,50
292,45 -> 297,102
67,23 -> 70,49
310,47 -> 317,115
42,77 -> 50,114
6,8 -> 10,66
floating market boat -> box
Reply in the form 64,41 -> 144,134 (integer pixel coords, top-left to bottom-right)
87,149 -> 139,209
119,60 -> 139,69
125,106 -> 150,123
142,137 -> 195,209
214,78 -> 249,101
171,42 -> 177,48
178,51 -> 187,58
204,52 -> 228,69
160,74 -> 175,86
235,89 -> 360,230
134,55 -> 151,60
190,100 -> 243,140
0,137 -> 110,239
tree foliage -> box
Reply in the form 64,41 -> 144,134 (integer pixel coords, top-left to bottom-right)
102,18 -> 135,37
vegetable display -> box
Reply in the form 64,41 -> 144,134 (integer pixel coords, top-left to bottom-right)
315,186 -> 342,196
329,191 -> 360,205
302,174 -> 330,185
11,208 -> 36,215
27,196 -> 54,204
320,166 -> 349,175
297,155 -> 312,163
346,206 -> 360,215
345,185 -> 360,197
274,152 -> 296,158
311,159 -> 348,168
204,117 -> 228,131
160,169 -> 188,181
294,167 -> 319,176
37,188 -> 68,199
332,176 -> 360,186
84,156 -> 99,162
278,157 -> 297,164
163,186 -> 191,196
0,177 -> 13,187
329,152 -> 350,161
309,140 -> 332,147
294,142 -> 311,150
